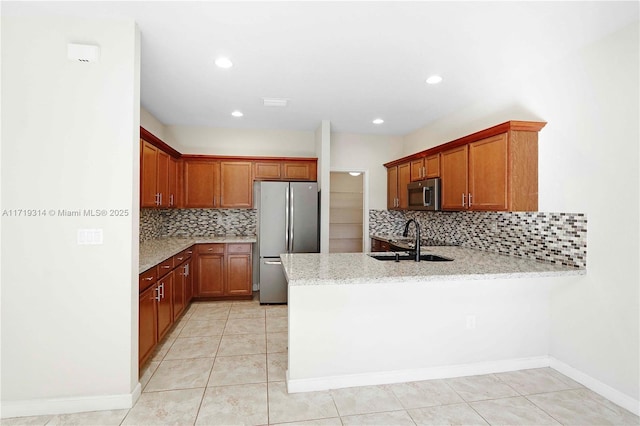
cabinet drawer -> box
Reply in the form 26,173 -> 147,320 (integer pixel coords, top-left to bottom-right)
197,244 -> 225,254
139,268 -> 157,292
157,258 -> 174,277
173,248 -> 192,264
227,243 -> 252,254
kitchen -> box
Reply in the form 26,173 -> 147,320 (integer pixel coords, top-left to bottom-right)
1,1 -> 639,425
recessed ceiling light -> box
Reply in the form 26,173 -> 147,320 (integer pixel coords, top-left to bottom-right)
372,118 -> 384,125
426,75 -> 443,85
231,110 -> 243,117
215,57 -> 233,69
349,172 -> 361,177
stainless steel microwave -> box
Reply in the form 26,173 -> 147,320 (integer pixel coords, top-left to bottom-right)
407,178 -> 441,210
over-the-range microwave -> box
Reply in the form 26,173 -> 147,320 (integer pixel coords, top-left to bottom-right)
407,178 -> 441,210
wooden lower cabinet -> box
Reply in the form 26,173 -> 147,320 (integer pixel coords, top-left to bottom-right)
194,243 -> 253,299
196,246 -> 225,297
371,238 -> 391,252
138,284 -> 158,366
156,271 -> 174,341
139,243 -> 253,369
226,244 -> 252,296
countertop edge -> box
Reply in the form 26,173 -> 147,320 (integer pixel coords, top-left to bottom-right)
139,236 -> 257,274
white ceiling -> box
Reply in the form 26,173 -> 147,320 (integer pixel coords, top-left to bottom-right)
4,1 -> 639,135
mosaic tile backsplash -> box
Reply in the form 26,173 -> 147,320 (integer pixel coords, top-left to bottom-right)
140,208 -> 256,241
370,209 -> 587,268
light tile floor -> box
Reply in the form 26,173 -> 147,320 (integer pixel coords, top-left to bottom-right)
3,298 -> 639,426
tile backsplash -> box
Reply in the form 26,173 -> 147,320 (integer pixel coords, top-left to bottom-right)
140,208 -> 256,242
370,209 -> 587,268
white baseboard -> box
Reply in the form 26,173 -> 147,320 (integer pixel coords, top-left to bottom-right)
1,382 -> 142,419
549,357 -> 640,416
286,356 -> 550,393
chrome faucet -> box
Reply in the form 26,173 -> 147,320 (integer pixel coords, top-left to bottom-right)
402,219 -> 421,262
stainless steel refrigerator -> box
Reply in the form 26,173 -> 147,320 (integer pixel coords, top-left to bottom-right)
254,181 -> 319,304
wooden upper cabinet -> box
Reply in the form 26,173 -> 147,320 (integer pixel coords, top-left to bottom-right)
410,159 -> 425,182
384,121 -> 544,212
140,137 -> 179,208
254,161 -> 282,180
397,163 -> 411,209
387,163 -> 410,210
220,162 -> 253,208
184,160 -> 220,208
468,134 -> 508,210
441,145 -> 468,210
168,157 -> 178,207
387,166 -> 399,209
156,149 -> 170,208
425,154 -> 440,178
283,161 -> 317,181
141,140 -> 159,207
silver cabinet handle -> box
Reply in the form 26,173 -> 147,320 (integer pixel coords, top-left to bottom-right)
468,193 -> 472,208
160,265 -> 171,269
155,286 -> 161,301
143,276 -> 154,281
184,264 -> 189,277
176,256 -> 183,261
160,282 -> 165,299
170,194 -> 174,206
462,193 -> 466,207
208,248 -> 214,251
265,260 -> 282,265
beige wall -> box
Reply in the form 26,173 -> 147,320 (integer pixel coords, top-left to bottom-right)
401,22 -> 640,409
140,106 -> 167,141
330,132 -> 403,211
165,125 -> 316,157
1,16 -> 140,416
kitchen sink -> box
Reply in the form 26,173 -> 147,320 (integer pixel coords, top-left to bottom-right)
368,253 -> 453,262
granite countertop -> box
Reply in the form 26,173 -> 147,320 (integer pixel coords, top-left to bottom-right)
280,245 -> 586,286
140,236 -> 257,273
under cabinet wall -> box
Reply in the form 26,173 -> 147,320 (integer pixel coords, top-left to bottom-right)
140,208 -> 257,242
369,209 -> 587,269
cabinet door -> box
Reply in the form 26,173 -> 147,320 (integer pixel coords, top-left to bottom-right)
184,256 -> 194,303
425,154 -> 440,178
139,284 -> 158,366
196,252 -> 225,297
157,272 -> 174,341
184,161 -> 219,208
397,163 -> 411,209
410,159 -> 425,182
283,161 -> 316,181
441,145 -> 468,210
173,261 -> 187,320
140,140 -> 158,207
387,167 -> 398,209
156,150 -> 170,207
254,161 -> 282,180
226,253 -> 252,296
220,161 -> 253,208
168,157 -> 178,208
469,134 -> 508,211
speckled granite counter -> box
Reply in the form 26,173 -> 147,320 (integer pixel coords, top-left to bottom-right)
140,236 -> 256,273
281,246 -> 585,286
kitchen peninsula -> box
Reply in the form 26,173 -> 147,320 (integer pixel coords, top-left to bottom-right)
282,247 -> 585,393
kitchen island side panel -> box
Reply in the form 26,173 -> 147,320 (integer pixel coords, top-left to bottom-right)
287,276 -> 568,392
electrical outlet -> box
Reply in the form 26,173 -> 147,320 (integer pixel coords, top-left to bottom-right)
466,315 -> 476,330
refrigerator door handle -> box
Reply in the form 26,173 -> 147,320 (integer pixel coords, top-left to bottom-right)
289,186 -> 294,252
285,186 -> 290,252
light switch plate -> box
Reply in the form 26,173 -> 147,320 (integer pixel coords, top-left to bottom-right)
77,229 -> 103,245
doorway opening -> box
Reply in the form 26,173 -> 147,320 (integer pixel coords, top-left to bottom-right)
329,171 -> 365,253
